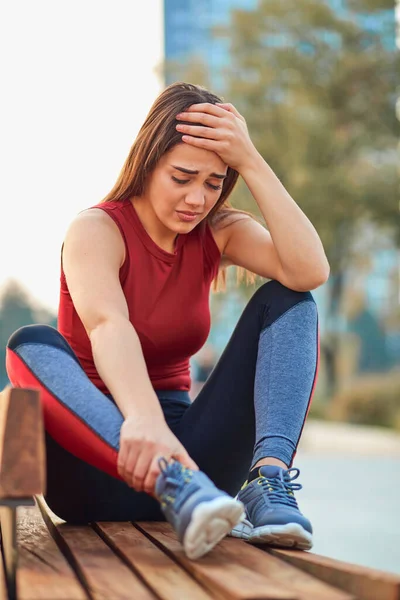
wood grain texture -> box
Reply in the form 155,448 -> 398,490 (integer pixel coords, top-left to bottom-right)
137,522 -> 298,600
95,521 -> 212,600
37,497 -> 156,600
0,388 -> 46,498
17,503 -> 87,600
269,548 -> 400,600
217,538 -> 355,600
0,535 -> 8,600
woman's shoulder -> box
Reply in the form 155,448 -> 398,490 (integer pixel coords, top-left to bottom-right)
63,207 -> 126,265
67,206 -> 121,235
208,209 -> 252,255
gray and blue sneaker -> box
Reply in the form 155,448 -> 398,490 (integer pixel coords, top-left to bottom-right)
155,458 -> 245,560
231,465 -> 313,550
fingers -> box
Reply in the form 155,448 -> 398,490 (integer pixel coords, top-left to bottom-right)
117,431 -> 199,496
117,440 -> 140,485
179,135 -> 221,151
142,447 -> 198,496
177,102 -> 244,152
183,102 -> 244,122
176,111 -> 220,128
216,102 -> 245,121
184,102 -> 232,118
176,123 -> 224,140
143,454 -> 164,496
117,445 -> 127,479
132,447 -> 154,492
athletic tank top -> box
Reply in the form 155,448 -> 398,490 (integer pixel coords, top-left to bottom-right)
58,199 -> 221,394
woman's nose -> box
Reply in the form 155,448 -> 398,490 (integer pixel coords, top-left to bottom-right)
185,189 -> 205,207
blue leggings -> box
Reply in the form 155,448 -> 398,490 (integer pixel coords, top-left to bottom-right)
6,281 -> 319,523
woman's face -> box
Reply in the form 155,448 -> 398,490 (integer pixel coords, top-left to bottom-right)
143,143 -> 228,234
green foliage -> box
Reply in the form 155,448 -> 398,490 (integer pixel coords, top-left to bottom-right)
348,0 -> 394,12
327,371 -> 400,429
218,0 -> 399,273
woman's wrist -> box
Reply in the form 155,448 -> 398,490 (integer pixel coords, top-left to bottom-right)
124,407 -> 166,425
238,149 -> 267,179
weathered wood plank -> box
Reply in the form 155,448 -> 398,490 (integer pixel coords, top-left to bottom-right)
0,388 -> 45,498
0,536 -> 8,600
218,538 -> 355,600
95,521 -> 212,600
17,503 -> 87,600
0,504 -> 20,600
269,548 -> 400,600
37,497 -> 156,600
137,522 -> 298,600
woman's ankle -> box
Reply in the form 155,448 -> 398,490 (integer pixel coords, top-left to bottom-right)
251,457 -> 288,472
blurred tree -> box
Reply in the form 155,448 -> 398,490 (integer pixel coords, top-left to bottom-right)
166,0 -> 399,395
348,0 -> 393,13
0,280 -> 56,388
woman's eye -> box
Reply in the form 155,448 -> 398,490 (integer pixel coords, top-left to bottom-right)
172,176 -> 189,184
171,176 -> 221,191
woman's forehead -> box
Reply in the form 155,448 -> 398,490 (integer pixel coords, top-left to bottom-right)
163,144 -> 227,174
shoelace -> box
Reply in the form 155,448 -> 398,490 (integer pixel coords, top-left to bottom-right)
258,468 -> 302,509
157,458 -> 194,506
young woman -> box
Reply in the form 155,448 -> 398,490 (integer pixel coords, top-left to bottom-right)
6,82 -> 329,560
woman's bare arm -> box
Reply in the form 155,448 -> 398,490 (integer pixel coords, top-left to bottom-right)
62,209 -> 165,422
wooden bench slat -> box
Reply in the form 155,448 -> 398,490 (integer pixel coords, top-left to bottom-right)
36,497 -> 156,600
269,548 -> 400,600
0,537 -> 8,600
17,503 -> 87,600
0,388 -> 45,499
137,522 -> 298,600
218,538 -> 355,600
95,521 -> 213,600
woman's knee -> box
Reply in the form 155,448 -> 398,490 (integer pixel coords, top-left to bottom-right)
252,279 -> 314,304
246,280 -> 316,327
6,324 -> 81,388
7,324 -> 78,362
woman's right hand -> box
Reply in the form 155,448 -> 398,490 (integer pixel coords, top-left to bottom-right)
117,415 -> 198,497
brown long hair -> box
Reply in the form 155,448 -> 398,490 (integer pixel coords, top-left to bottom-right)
101,81 -> 258,291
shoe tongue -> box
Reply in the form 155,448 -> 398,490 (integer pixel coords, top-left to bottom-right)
258,465 -> 284,479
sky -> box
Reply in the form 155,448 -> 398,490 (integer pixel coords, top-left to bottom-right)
1,1 -> 164,313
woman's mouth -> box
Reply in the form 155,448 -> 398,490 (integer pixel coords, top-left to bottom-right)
176,211 -> 200,222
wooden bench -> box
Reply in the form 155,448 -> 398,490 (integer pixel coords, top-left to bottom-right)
1,387 -> 400,600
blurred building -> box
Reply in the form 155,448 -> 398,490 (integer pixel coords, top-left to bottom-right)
164,0 -> 395,86
164,0 -> 257,84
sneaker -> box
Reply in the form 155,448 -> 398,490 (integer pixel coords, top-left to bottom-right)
155,458 -> 245,560
228,516 -> 253,540
237,465 -> 313,550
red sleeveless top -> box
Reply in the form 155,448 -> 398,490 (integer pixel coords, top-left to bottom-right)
58,199 -> 221,394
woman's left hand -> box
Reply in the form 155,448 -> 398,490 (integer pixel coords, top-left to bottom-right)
175,102 -> 258,172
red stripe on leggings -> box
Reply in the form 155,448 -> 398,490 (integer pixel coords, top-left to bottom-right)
6,348 -> 121,480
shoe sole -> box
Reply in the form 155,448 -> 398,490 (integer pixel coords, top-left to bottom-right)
228,518 -> 253,540
183,497 -> 245,560
249,522 -> 313,550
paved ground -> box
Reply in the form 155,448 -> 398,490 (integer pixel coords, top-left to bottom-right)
295,420 -> 400,575
299,418 -> 400,457
294,453 -> 400,576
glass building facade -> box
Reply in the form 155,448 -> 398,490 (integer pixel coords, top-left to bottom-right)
164,0 -> 395,76
164,0 -> 258,82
